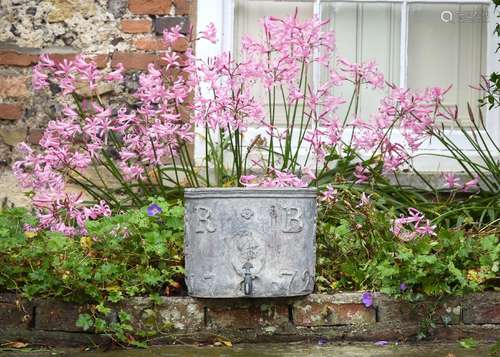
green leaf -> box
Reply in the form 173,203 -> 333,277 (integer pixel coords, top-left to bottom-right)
142,268 -> 162,286
46,233 -> 71,252
118,310 -> 132,323
76,313 -> 94,331
94,318 -> 108,332
459,337 -> 478,349
480,234 -> 498,252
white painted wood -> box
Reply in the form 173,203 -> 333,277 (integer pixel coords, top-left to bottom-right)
486,4 -> 500,143
400,0 -> 408,88
194,0 -> 226,165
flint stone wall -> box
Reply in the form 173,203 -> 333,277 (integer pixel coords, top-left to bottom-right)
0,292 -> 499,346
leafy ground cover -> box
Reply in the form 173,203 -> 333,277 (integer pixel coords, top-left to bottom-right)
0,190 -> 498,345
0,198 -> 184,304
316,189 -> 499,297
1,195 -> 497,302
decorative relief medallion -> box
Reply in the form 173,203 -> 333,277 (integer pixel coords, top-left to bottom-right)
226,230 -> 265,277
240,208 -> 254,220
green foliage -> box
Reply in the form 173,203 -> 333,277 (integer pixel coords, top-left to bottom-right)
1,191 -> 498,345
316,190 -> 499,297
0,198 -> 184,303
490,339 -> 500,356
0,199 -> 184,346
458,337 -> 478,349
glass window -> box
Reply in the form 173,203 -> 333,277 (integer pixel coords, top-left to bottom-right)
234,0 -> 315,126
408,3 -> 487,122
233,0 -> 488,124
321,2 -> 401,119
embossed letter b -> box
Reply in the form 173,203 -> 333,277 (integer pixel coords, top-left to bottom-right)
195,206 -> 216,233
282,207 -> 303,233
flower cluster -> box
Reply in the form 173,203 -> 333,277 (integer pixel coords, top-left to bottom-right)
351,86 -> 447,173
16,13 -> 455,234
240,168 -> 309,188
391,208 -> 436,242
442,172 -> 480,192
17,46 -> 195,233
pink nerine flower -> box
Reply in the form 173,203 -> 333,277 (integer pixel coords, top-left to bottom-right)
240,168 -> 307,188
32,66 -> 49,90
338,58 -> 384,89
354,164 -> 370,183
320,184 -> 337,202
391,208 -> 436,242
415,219 -> 437,237
462,175 -> 480,192
239,175 -> 259,187
105,63 -> 124,82
163,24 -> 184,46
200,22 -> 217,43
442,172 -> 461,189
18,17 -> 454,235
356,192 -> 371,207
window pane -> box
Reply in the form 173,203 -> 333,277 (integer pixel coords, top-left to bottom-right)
408,3 -> 487,122
234,1 -> 314,126
234,0 -> 314,49
321,2 -> 401,119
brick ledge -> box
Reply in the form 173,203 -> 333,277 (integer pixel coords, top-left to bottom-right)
0,292 -> 498,347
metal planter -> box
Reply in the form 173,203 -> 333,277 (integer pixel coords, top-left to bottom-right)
184,188 -> 317,298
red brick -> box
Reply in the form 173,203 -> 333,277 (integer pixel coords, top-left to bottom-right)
111,52 -> 161,71
34,300 -> 90,332
133,37 -> 187,52
129,0 -> 172,15
0,103 -> 24,120
173,0 -> 191,15
133,36 -> 167,51
0,76 -> 29,98
47,53 -> 108,69
375,294 -> 462,325
122,297 -> 204,332
462,292 -> 500,324
205,301 -> 289,329
0,49 -> 107,69
172,37 -> 189,52
92,54 -> 109,69
121,19 -> 152,33
294,294 -> 376,326
431,324 -> 500,341
0,50 -> 37,66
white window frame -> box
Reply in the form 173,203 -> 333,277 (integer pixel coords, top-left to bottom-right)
196,0 -> 499,172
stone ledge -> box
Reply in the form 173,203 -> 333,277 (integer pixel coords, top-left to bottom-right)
0,329 -> 111,348
0,292 -> 498,347
122,296 -> 204,332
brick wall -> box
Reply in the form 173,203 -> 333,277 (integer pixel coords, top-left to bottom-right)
1,292 -> 499,346
0,0 -> 195,206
